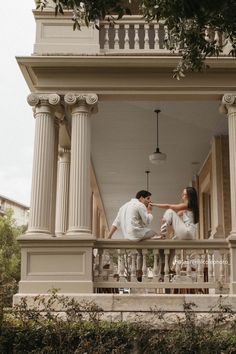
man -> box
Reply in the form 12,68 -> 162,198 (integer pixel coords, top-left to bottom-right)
107,190 -> 157,240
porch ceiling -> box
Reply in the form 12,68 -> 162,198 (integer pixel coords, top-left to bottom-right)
91,100 -> 228,235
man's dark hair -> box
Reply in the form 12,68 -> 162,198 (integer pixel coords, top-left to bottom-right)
136,190 -> 151,199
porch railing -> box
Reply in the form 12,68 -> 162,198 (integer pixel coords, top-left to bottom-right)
93,239 -> 229,294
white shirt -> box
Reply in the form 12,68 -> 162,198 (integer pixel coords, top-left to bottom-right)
112,198 -> 153,240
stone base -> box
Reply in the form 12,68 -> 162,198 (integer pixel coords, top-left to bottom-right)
13,293 -> 236,314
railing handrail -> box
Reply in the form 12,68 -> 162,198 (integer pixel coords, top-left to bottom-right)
94,238 -> 229,249
100,16 -> 166,25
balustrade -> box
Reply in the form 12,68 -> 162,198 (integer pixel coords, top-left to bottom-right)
93,239 -> 229,294
99,16 -> 226,55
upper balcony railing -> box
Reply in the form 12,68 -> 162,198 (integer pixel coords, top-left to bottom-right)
99,16 -> 172,54
33,12 -> 231,56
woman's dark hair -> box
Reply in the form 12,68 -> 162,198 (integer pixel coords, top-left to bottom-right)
136,190 -> 151,199
186,186 -> 199,224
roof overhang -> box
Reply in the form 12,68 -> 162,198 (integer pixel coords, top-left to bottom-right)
16,55 -> 236,101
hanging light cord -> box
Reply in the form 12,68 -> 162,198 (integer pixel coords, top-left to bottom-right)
154,109 -> 161,153
145,170 -> 150,191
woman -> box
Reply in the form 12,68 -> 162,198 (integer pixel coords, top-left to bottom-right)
151,187 -> 199,240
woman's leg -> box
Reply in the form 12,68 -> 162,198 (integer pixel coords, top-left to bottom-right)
162,209 -> 189,239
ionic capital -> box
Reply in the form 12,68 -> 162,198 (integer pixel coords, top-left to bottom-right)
27,93 -> 61,107
27,93 -> 64,121
220,94 -> 236,115
64,93 -> 98,114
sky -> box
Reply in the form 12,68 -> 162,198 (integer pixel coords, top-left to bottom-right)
0,1 -> 36,206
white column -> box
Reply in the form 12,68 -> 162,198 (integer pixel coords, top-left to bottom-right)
55,148 -> 71,236
221,93 -> 236,293
210,136 -> 224,238
221,94 -> 236,236
50,119 -> 60,235
27,93 -> 61,235
65,93 -> 98,236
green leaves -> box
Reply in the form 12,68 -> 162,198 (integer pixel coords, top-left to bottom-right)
0,211 -> 22,326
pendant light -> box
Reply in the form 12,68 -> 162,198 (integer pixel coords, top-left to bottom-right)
149,109 -> 167,164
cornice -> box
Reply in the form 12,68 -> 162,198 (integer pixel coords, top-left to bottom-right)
16,55 -> 236,70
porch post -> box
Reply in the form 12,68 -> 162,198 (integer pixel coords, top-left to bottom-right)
65,93 -> 98,237
27,93 -> 61,236
55,148 -> 71,236
221,93 -> 236,294
92,193 -> 98,238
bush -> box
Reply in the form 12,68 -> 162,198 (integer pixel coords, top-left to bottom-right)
0,210 -> 22,326
0,292 -> 236,354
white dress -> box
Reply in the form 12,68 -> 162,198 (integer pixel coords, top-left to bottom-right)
163,208 -> 197,240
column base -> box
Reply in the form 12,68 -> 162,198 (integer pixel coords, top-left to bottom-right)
15,235 -> 95,300
17,280 -> 93,294
66,231 -> 96,239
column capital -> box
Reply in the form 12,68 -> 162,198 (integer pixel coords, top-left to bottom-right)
64,93 -> 98,113
220,93 -> 236,114
27,93 -> 64,121
27,93 -> 61,107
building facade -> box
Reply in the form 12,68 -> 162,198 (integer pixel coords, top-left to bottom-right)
0,194 -> 29,226
13,2 -> 236,312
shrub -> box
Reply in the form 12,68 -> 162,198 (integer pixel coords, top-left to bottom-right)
0,293 -> 236,354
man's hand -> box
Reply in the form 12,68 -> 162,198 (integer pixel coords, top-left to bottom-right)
107,225 -> 117,239
147,203 -> 153,213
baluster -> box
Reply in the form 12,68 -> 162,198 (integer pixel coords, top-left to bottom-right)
186,251 -> 192,278
154,23 -> 160,50
98,248 -> 104,279
164,249 -> 170,282
93,249 -> 99,279
114,24 -> 119,50
164,25 -> 169,49
117,249 -> 121,274
134,24 -> 140,50
152,249 -> 159,281
104,23 -> 109,51
207,250 -> 214,283
175,250 -> 181,281
205,26 -> 211,42
144,23 -> 149,50
108,249 -> 115,281
137,249 -> 142,273
225,250 -> 230,283
126,250 -> 132,281
131,250 -> 137,281
175,39 -> 180,53
142,249 -> 148,282
219,250 -> 225,283
124,24 -> 130,50
119,250 -> 126,281
214,30 -> 220,46
197,251 -> 204,283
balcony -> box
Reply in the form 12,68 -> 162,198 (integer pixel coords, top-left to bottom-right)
33,12 -> 229,56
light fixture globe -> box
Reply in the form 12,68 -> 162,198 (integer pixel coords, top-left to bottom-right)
149,148 -> 167,164
149,109 -> 167,165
